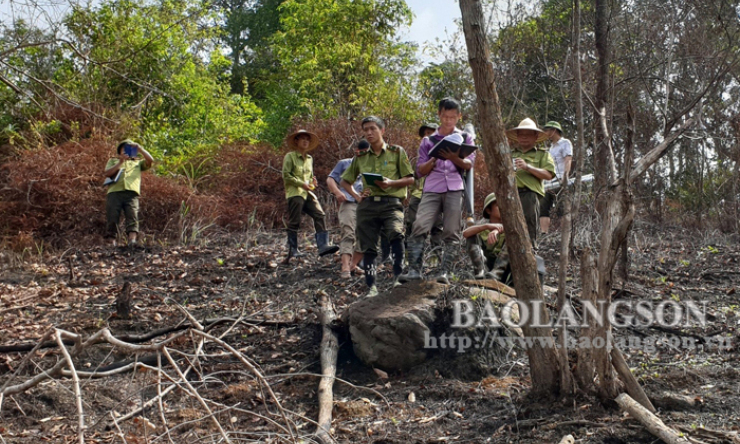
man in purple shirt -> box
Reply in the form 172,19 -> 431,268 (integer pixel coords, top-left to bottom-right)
400,98 -> 475,284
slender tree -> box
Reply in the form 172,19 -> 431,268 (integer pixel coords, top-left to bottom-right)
459,0 -> 565,397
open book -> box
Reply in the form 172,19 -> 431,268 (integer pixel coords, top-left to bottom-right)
362,173 -> 384,187
103,169 -> 123,186
428,133 -> 478,159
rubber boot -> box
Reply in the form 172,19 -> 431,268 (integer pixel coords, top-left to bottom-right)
363,253 -> 378,296
284,231 -> 303,264
380,236 -> 391,264
467,239 -> 487,279
315,231 -> 339,257
390,238 -> 405,287
435,245 -> 455,285
398,237 -> 424,282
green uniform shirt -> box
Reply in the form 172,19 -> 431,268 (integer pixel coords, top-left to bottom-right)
105,158 -> 150,195
512,147 -> 556,196
475,218 -> 506,259
410,177 -> 425,199
341,144 -> 414,199
282,151 -> 314,199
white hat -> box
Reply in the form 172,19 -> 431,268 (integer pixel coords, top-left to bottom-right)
506,118 -> 548,144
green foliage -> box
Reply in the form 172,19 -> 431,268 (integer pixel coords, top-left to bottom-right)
0,0 -> 263,165
215,0 -> 283,96
489,0 -> 577,125
666,164 -> 735,220
61,0 -> 265,161
417,60 -> 475,118
269,0 -> 422,134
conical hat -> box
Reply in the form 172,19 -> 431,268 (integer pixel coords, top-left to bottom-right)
506,118 -> 548,144
287,129 -> 320,151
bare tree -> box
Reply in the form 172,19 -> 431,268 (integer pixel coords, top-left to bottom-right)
459,0 -> 566,397
459,0 -> 729,403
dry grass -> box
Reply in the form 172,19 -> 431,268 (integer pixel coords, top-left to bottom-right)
0,117 -> 494,248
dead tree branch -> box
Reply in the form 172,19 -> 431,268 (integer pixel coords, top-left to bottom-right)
315,290 -> 339,444
616,393 -> 689,444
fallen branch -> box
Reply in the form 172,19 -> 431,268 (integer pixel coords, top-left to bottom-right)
0,317 -> 300,353
315,290 -> 339,444
55,331 -> 85,444
610,337 -> 656,412
615,393 -> 690,444
558,435 -> 575,444
675,425 -> 740,444
190,330 -> 298,443
162,346 -> 232,444
1,328 -> 186,397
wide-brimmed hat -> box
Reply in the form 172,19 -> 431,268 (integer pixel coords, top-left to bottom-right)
418,123 -> 439,138
506,118 -> 548,144
543,121 -> 563,134
482,193 -> 498,218
287,129 -> 320,151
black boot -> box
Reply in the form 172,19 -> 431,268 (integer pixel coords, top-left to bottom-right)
315,231 -> 339,256
436,244 -> 457,285
285,231 -> 304,263
399,237 -> 424,282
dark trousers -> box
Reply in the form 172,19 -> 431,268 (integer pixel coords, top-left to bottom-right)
518,188 -> 541,244
539,188 -> 562,219
106,190 -> 140,238
356,198 -> 404,254
287,195 -> 327,234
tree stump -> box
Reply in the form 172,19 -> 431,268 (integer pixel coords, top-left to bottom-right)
116,282 -> 132,320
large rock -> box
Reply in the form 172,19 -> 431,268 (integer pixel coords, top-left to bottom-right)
347,281 -> 445,371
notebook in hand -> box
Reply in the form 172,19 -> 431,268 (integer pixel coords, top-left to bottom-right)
428,134 -> 478,159
103,168 -> 123,186
362,173 -> 384,187
124,144 -> 138,158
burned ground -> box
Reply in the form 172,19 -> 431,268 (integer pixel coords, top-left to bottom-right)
0,226 -> 739,443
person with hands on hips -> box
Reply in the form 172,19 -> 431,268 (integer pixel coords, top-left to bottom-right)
103,139 -> 154,247
327,139 -> 369,279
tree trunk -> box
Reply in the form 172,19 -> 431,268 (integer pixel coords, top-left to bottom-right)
459,0 -> 565,397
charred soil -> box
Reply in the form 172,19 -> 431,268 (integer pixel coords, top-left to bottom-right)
0,225 -> 739,443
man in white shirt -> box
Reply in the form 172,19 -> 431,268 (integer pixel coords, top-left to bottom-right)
540,121 -> 573,234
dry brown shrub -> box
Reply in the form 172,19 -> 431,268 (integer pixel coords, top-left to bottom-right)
0,118 -> 495,247
0,138 -> 217,247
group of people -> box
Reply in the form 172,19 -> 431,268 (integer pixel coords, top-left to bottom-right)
279,97 -> 573,297
101,97 -> 572,296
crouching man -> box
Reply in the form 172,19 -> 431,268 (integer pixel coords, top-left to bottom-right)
463,193 -> 508,281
